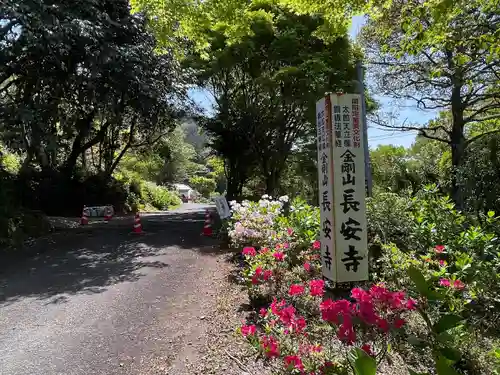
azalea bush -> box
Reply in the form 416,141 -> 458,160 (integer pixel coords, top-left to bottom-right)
229,193 -> 500,375
228,195 -> 288,248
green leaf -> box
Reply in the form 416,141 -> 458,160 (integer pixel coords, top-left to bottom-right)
434,314 -> 463,333
408,369 -> 429,375
407,334 -> 427,348
348,348 -> 377,375
440,346 -> 462,362
435,356 -> 461,375
436,332 -> 453,343
408,266 -> 430,296
488,211 -> 495,218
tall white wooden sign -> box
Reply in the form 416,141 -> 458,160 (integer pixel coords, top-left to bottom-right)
316,93 -> 368,283
331,93 -> 368,282
316,95 -> 336,282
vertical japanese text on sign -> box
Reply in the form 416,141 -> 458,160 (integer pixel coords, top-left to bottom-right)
316,95 -> 335,282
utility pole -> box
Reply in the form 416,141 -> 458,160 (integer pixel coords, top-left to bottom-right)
356,60 -> 373,197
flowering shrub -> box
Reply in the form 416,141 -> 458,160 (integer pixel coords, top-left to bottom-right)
228,195 -> 289,248
232,192 -> 500,374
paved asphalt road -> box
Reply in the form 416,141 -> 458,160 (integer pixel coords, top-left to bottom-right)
0,204 -> 219,375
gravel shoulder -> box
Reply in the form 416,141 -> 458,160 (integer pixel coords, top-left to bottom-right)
152,250 -> 271,375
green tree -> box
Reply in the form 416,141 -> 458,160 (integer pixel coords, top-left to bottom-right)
0,0 -> 184,178
191,4 -> 359,197
360,0 -> 500,206
130,0 -> 363,52
370,145 -> 413,193
206,156 -> 227,193
189,176 -> 216,198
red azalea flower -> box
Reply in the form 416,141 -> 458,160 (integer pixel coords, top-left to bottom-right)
453,279 -> 465,290
303,262 -> 311,272
263,270 -> 273,281
439,278 -> 451,287
394,318 -> 406,329
270,298 -> 286,315
312,240 -> 321,249
309,279 -> 325,297
260,308 -> 268,317
320,299 -> 352,324
284,355 -> 304,371
273,251 -> 285,261
242,247 -> 257,256
241,325 -> 256,336
260,247 -> 269,254
406,298 -> 417,310
255,266 -> 263,277
279,305 -> 296,325
289,284 -> 305,296
275,243 -> 283,250
389,291 -> 406,310
293,316 -> 306,333
260,336 -> 280,358
358,300 -> 378,325
376,317 -> 390,332
361,344 -> 374,356
351,287 -> 371,301
319,361 -> 338,374
337,314 -> 356,344
435,245 -> 445,253
251,275 -> 259,285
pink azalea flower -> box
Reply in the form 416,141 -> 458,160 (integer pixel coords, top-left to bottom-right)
284,355 -> 304,371
255,266 -> 263,277
263,270 -> 273,281
289,284 -> 305,296
273,251 -> 285,261
406,298 -> 417,310
260,336 -> 279,358
242,247 -> 257,256
259,308 -> 268,317
361,344 -> 374,356
453,279 -> 466,290
287,228 -> 294,236
439,259 -> 447,267
394,318 -> 406,329
309,279 -> 325,297
312,240 -> 321,249
303,262 -> 311,272
241,325 -> 256,336
435,245 -> 445,253
439,278 -> 451,287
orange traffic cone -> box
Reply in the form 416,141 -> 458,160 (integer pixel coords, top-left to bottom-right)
132,212 -> 144,234
202,210 -> 213,236
80,206 -> 89,226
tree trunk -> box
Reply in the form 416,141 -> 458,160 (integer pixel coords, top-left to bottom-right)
450,104 -> 466,210
63,111 -> 98,176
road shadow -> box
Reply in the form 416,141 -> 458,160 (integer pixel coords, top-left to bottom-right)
0,209 -> 225,307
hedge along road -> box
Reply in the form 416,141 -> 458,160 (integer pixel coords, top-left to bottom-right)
0,203 -> 223,375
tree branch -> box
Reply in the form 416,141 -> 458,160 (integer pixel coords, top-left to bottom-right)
466,128 -> 500,146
